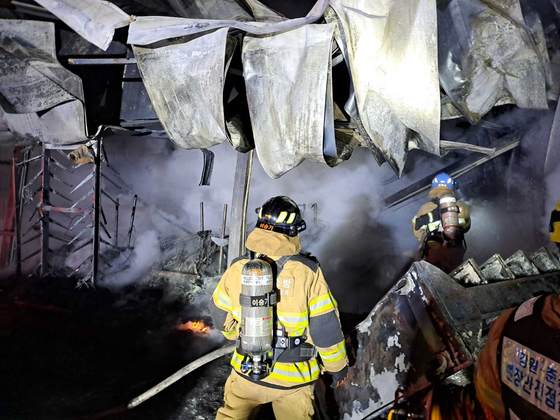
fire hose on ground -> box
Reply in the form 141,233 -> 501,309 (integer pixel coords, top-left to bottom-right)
75,344 -> 236,419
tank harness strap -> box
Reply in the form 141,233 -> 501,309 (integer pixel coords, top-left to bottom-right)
275,255 -> 292,274
275,343 -> 317,363
239,292 -> 278,307
415,214 -> 431,230
235,342 -> 317,364
272,254 -> 316,362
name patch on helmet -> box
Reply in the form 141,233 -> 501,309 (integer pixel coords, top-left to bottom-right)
259,223 -> 275,231
501,336 -> 560,418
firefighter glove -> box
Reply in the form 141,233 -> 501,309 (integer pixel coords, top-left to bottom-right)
330,366 -> 348,388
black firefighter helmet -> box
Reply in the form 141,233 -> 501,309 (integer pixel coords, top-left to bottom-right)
255,196 -> 306,237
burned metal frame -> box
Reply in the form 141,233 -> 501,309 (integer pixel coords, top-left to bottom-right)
0,146 -> 27,274
227,150 -> 254,266
336,260 -> 560,419
14,138 -> 138,287
383,134 -> 521,210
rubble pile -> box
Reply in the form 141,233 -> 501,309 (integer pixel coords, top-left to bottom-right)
0,231 -> 230,420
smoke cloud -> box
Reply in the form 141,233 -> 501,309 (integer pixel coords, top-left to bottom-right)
39,103 -> 558,314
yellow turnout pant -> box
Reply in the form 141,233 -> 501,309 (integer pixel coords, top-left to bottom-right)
216,371 -> 315,420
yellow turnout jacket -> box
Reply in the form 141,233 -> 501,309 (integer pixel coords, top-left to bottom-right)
209,228 -> 348,389
411,186 -> 471,242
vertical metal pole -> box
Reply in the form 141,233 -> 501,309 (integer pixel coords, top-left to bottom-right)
92,140 -> 101,285
0,155 -> 16,267
13,147 -> 27,276
13,157 -> 21,276
40,145 -> 50,277
227,150 -> 254,267
127,195 -> 137,248
114,198 -> 119,248
219,203 -> 228,274
312,203 -> 318,226
200,202 -> 204,232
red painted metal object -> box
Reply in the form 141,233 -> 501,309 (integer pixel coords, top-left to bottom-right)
0,155 -> 16,266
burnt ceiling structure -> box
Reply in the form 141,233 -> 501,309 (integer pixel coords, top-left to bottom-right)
1,0 -> 558,178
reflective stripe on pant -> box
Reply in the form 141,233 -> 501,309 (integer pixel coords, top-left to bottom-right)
216,370 -> 315,420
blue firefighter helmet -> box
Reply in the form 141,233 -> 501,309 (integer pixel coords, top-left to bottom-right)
431,173 -> 458,190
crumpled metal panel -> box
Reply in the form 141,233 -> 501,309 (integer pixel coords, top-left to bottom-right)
335,262 -> 475,419
437,0 -> 548,124
245,0 -> 285,22
0,20 -> 87,145
505,250 -> 540,277
336,260 -> 560,419
243,23 -> 339,179
479,254 -> 515,281
33,0 -> 132,51
127,0 -> 328,45
531,247 -> 560,273
1,100 -> 87,145
226,117 -> 254,153
0,19 -> 84,114
328,0 -> 440,176
133,28 -> 231,150
165,0 -> 251,20
451,258 -> 487,286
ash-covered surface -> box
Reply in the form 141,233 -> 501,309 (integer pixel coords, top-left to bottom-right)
0,273 -> 231,420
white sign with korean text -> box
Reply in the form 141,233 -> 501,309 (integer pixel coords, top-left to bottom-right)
501,336 -> 560,419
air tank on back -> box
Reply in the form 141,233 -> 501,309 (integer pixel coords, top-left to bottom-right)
240,259 -> 274,357
439,193 -> 460,240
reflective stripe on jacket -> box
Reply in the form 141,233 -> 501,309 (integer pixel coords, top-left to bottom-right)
209,228 -> 348,389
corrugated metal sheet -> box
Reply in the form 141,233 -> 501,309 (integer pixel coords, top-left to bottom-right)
243,23 -> 341,178
437,0 -> 548,124
133,28 -> 232,149
328,0 -> 440,176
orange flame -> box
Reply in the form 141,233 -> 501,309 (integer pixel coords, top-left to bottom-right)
176,320 -> 210,333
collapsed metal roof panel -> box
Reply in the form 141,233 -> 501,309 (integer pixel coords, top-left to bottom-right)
329,0 -> 441,176
438,0 -> 549,124
245,0 -> 285,22
33,0 -> 132,51
127,0 -> 328,45
0,100 -> 86,145
132,28 -> 232,150
243,23 -> 340,178
0,19 -> 84,113
0,19 -> 87,144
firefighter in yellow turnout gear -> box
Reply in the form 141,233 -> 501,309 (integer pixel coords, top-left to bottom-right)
210,196 -> 348,420
412,173 -> 471,273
